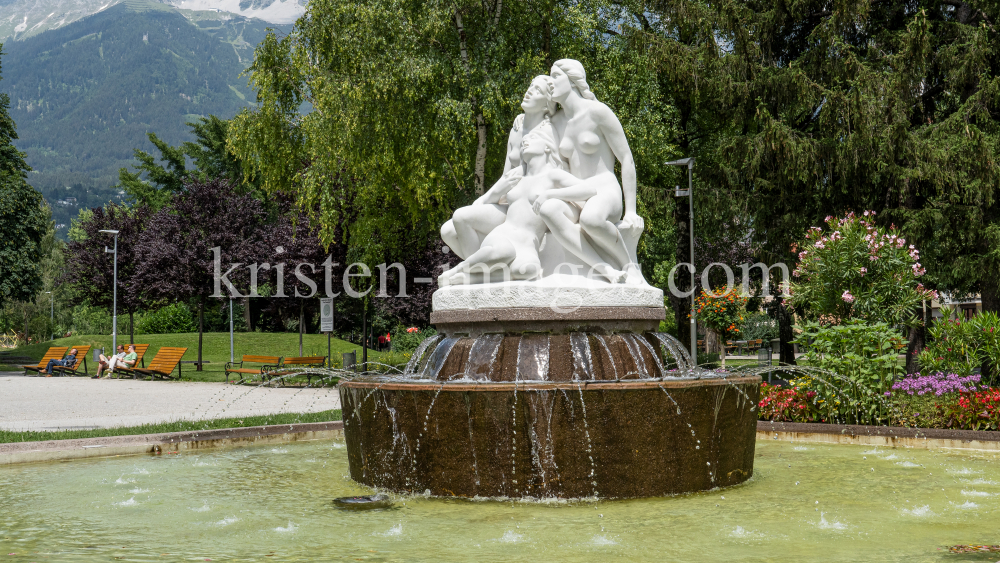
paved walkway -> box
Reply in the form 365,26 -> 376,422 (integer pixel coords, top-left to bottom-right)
0,374 -> 342,431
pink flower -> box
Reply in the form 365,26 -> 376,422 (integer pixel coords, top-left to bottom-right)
815,241 -> 826,249
859,267 -> 867,276
842,291 -> 855,303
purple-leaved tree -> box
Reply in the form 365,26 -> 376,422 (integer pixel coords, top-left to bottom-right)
136,179 -> 269,369
64,204 -> 150,343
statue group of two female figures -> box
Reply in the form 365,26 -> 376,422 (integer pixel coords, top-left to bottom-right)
439,59 -> 647,288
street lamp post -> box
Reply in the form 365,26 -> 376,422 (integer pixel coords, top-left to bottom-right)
99,229 -> 120,354
666,157 -> 696,367
44,291 -> 53,340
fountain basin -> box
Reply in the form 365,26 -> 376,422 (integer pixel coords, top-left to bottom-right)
340,376 -> 760,498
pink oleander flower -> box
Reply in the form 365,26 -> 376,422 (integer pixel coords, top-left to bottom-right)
842,290 -> 855,303
815,241 -> 825,249
859,267 -> 867,276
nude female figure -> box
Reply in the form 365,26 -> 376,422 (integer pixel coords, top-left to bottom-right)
440,75 -> 561,260
438,117 -> 581,285
534,59 -> 644,284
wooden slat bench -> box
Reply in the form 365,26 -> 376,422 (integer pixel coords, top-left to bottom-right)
225,355 -> 282,384
22,347 -> 68,375
263,356 -> 328,386
51,345 -> 92,376
119,347 -> 188,380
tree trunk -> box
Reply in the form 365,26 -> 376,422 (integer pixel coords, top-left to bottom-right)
299,300 -> 304,356
244,296 -> 253,331
197,298 -> 204,371
705,327 -> 722,354
129,311 -> 135,344
777,303 -> 797,365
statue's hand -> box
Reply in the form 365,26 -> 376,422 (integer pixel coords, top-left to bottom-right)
532,194 -> 548,215
620,212 -> 644,234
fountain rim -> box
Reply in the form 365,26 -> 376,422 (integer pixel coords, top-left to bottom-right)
339,375 -> 761,392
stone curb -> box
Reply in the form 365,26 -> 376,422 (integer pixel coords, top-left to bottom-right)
0,421 -> 345,466
758,420 -> 1000,452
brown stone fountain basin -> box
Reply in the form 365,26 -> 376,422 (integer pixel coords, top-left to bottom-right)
340,376 -> 760,499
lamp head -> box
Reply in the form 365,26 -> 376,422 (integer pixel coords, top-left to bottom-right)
99,229 -> 120,236
665,157 -> 694,169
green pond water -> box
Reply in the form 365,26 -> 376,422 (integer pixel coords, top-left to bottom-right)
2,439 -> 999,562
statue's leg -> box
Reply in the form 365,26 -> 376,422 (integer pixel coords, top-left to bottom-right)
451,204 -> 507,259
440,220 -> 461,257
539,198 -> 625,283
437,238 -> 516,285
578,192 -> 633,270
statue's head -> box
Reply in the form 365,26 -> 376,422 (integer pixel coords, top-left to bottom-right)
521,75 -> 557,116
520,116 -> 563,170
550,59 -> 597,102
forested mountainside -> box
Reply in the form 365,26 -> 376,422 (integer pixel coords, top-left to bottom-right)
3,0 -> 291,236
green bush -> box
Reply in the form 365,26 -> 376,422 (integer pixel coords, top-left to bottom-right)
919,311 -> 1000,380
740,312 -> 778,342
792,320 -> 906,424
72,304 -> 112,335
790,212 -> 937,325
137,303 -> 196,334
391,326 -> 437,353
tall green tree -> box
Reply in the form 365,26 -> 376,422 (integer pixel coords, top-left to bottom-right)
624,0 -> 1000,361
228,0 -> 677,265
117,116 -> 254,209
0,45 -> 46,310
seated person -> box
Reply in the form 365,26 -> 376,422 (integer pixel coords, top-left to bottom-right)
95,345 -> 125,378
438,116 -> 581,285
117,345 -> 139,374
44,348 -> 78,376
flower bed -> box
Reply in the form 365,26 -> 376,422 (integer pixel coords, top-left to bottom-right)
757,373 -> 1000,431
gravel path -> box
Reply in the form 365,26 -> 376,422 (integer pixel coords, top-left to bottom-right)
0,374 -> 342,431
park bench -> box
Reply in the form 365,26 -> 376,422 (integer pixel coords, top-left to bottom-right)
51,345 -> 92,376
109,344 -> 151,378
119,347 -> 188,380
225,355 -> 282,384
263,356 -> 328,386
22,346 -> 68,375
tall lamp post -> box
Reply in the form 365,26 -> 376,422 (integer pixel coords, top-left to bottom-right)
44,291 -> 53,340
99,229 -> 120,354
666,157 -> 696,366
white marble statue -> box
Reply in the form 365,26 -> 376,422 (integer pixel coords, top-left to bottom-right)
438,116 -> 582,285
435,60 -> 659,310
440,75 -> 559,260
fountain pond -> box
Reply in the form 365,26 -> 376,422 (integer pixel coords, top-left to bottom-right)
3,438 -> 1000,561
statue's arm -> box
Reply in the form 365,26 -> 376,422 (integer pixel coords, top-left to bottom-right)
474,117 -> 523,205
539,170 -> 596,202
597,105 -> 638,217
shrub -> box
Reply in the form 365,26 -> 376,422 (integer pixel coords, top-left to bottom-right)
919,311 -> 1000,380
938,389 -> 1000,431
72,304 -> 112,335
740,312 -> 778,342
137,303 -> 196,334
792,320 -> 906,424
758,383 -> 822,422
391,326 -> 438,353
790,211 -> 937,325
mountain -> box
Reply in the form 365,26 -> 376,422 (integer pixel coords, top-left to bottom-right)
2,0 -> 291,236
0,0 -> 302,41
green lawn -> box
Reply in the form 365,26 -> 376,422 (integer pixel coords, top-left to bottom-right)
0,410 -> 343,444
3,332 -> 402,382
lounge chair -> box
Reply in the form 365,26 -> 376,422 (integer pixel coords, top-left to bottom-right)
51,345 -> 92,376
119,347 -> 188,380
263,356 -> 328,386
225,355 -> 282,384
22,347 -> 68,375
109,344 -> 151,378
